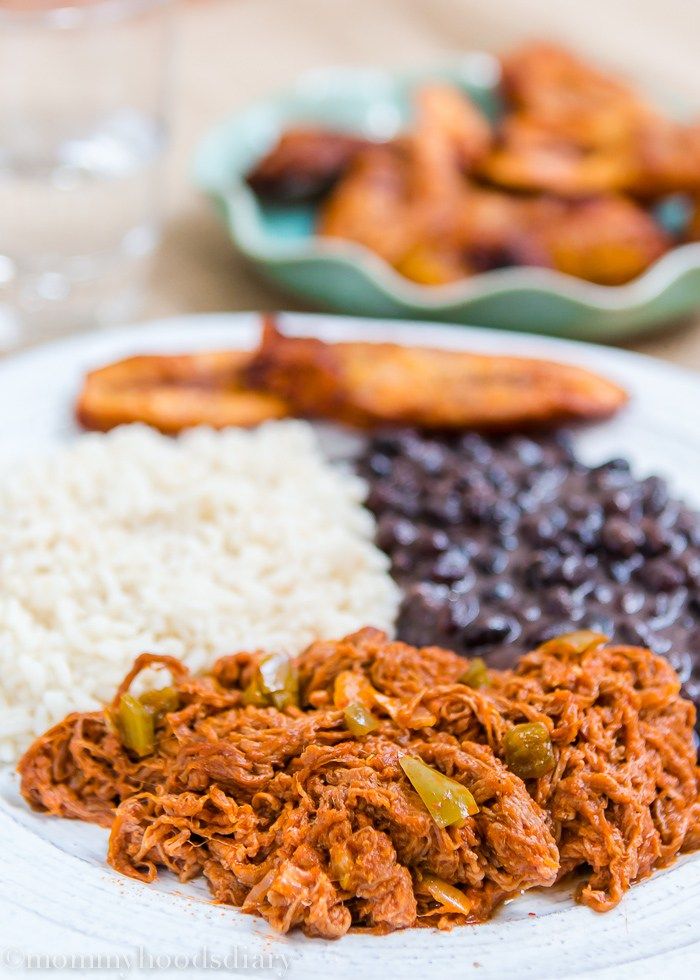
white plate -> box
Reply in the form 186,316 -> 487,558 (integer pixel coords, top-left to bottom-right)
1,312 -> 699,980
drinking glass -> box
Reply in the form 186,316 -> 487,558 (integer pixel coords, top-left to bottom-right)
0,0 -> 175,348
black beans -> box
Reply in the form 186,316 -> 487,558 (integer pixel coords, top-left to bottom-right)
432,549 -> 471,582
376,515 -> 419,552
358,429 -> 700,737
447,594 -> 479,631
640,558 -> 686,592
367,452 -> 393,477
601,517 -> 644,557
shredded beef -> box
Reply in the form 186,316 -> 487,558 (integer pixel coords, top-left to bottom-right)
18,628 -> 700,937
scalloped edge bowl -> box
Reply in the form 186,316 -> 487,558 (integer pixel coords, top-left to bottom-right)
194,57 -> 700,340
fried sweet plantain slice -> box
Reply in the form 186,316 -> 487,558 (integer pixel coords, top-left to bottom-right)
401,188 -> 666,285
537,196 -> 671,284
478,114 -> 637,197
319,85 -> 494,275
389,87 -> 503,283
631,119 -> 700,197
500,42 -> 649,148
686,198 -> 700,242
318,143 -> 415,265
396,190 -> 555,283
248,317 -> 628,429
245,127 -> 369,202
412,83 -> 492,174
491,44 -> 700,199
77,350 -> 289,433
394,240 -> 472,285
480,112 -> 700,199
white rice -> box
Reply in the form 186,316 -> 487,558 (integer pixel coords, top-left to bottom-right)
0,422 -> 400,763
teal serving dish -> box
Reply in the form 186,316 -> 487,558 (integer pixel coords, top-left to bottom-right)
194,56 -> 700,341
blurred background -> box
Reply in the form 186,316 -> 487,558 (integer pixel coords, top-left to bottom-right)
3,0 -> 700,364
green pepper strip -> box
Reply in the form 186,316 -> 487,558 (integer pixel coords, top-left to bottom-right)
115,693 -> 155,757
139,686 -> 180,718
242,653 -> 299,710
400,755 -> 478,829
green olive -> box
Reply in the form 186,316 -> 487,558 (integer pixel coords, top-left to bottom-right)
400,755 -> 478,828
503,722 -> 555,779
459,657 -> 490,689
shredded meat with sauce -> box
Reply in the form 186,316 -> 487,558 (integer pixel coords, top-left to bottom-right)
18,629 -> 700,937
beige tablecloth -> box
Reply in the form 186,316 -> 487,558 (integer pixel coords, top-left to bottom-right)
28,0 -> 700,367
